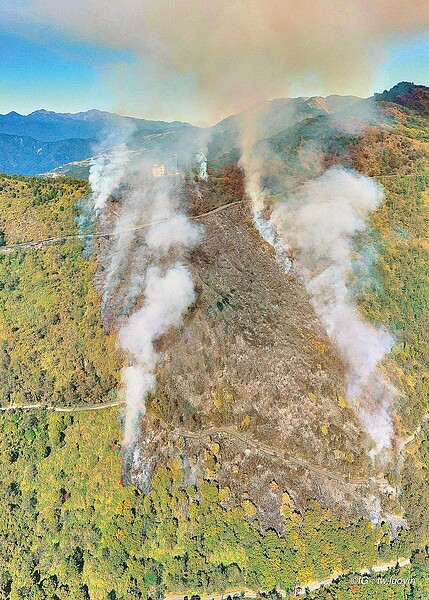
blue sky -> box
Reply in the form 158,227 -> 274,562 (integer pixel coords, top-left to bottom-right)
0,18 -> 428,121
374,33 -> 429,94
0,26 -> 132,115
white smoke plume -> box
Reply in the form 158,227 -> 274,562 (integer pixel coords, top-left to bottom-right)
119,264 -> 197,449
121,366 -> 156,452
269,167 -> 395,451
196,150 -> 208,181
100,178 -> 149,315
89,145 -> 129,212
96,165 -> 203,451
146,213 -> 202,253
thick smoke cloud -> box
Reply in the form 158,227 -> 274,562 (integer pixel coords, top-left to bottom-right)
12,0 -> 429,123
270,167 -> 395,451
146,214 -> 202,252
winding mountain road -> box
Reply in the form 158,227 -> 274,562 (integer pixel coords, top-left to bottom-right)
0,199 -> 248,254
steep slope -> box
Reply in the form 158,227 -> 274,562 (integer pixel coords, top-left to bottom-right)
133,198 -> 382,524
0,85 -> 428,597
207,94 -> 362,168
116,84 -> 429,530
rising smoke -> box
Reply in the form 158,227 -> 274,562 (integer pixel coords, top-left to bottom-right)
76,143 -> 130,260
118,181 -> 201,450
89,145 -> 129,212
251,166 -> 396,452
236,92 -> 397,453
87,144 -> 202,451
119,264 -> 197,449
117,172 -> 202,451
13,0 -> 429,123
196,150 -> 208,181
22,0 -> 416,456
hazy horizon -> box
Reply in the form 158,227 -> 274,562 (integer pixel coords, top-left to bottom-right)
0,80 -> 425,129
1,1 -> 429,125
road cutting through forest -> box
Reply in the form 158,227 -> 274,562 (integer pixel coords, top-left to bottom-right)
0,198 -> 247,253
1,172 -> 425,254
165,556 -> 411,599
0,401 -> 422,488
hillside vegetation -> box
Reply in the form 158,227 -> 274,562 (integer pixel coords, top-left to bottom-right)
0,408 -> 414,599
0,176 -> 120,406
0,87 -> 428,598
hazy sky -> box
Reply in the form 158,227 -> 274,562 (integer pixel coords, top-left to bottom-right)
0,1 -> 428,125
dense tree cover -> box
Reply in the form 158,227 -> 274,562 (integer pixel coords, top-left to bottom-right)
0,409 -> 136,599
0,409 -> 409,599
0,177 -> 120,406
0,175 -> 87,245
352,129 -> 429,432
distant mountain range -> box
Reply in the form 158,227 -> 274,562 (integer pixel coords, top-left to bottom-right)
0,134 -> 94,176
0,110 -> 191,175
0,82 -> 427,176
0,109 -> 189,142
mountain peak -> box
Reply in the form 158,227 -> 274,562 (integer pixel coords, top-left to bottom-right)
374,81 -> 429,115
29,109 -> 56,116
4,111 -> 23,118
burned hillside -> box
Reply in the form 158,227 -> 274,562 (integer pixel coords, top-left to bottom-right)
92,91 -> 429,527
121,183 -> 399,526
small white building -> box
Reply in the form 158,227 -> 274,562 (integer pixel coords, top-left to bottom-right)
152,164 -> 165,177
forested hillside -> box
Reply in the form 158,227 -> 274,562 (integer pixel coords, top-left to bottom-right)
0,176 -> 120,406
0,89 -> 428,598
0,407 -> 419,599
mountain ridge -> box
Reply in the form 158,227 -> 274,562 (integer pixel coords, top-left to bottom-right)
374,81 -> 429,115
0,82 -> 427,176
0,108 -> 191,142
0,132 -> 94,176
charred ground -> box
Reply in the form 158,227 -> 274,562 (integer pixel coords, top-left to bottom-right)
109,88 -> 429,527
121,185 -> 394,525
